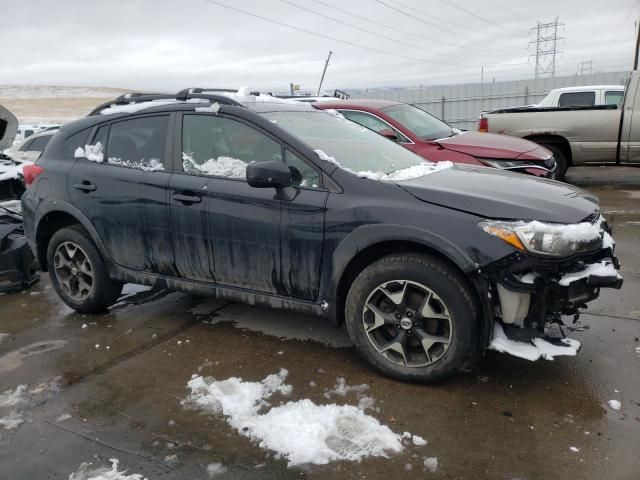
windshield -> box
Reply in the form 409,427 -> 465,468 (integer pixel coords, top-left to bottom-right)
381,104 -> 454,141
261,110 -> 424,174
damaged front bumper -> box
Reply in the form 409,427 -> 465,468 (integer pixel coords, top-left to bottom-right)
0,206 -> 39,293
482,228 -> 623,360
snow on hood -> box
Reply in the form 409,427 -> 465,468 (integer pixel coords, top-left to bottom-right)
0,104 -> 18,151
314,149 -> 453,181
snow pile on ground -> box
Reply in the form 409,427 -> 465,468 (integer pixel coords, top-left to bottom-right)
313,149 -> 452,181
607,399 -> 622,411
489,322 -> 580,361
206,463 -> 227,478
558,260 -> 621,286
68,458 -> 146,480
0,379 -> 61,434
75,143 -> 104,162
183,369 -> 406,466
182,153 -> 247,178
323,377 -> 376,411
423,457 -> 438,473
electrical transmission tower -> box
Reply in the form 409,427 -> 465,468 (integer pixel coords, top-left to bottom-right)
529,18 -> 564,78
580,60 -> 594,75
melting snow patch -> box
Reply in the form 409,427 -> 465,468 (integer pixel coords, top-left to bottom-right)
195,103 -> 221,114
607,399 -> 621,411
0,163 -> 28,182
206,463 -> 227,478
569,446 -> 580,453
183,153 -> 247,179
183,370 -> 404,465
68,458 -> 146,480
75,143 -> 105,162
99,99 -> 206,115
313,149 -> 452,181
412,435 -> 427,446
525,220 -> 602,243
558,260 -> 621,286
423,457 -> 438,473
489,322 -> 580,361
323,377 -> 369,398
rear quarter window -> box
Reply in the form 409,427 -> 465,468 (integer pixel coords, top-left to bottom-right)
65,129 -> 91,158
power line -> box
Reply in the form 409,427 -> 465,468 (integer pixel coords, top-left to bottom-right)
603,0 -> 639,59
485,0 -> 529,23
281,0 -> 506,64
438,0 -> 524,35
200,0 -> 472,66
308,0 -> 514,54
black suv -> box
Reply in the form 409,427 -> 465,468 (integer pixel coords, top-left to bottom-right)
21,89 -> 623,382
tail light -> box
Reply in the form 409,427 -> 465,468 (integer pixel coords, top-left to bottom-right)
23,164 -> 44,186
478,117 -> 488,132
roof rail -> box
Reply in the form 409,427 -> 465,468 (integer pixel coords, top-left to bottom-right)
87,89 -> 246,116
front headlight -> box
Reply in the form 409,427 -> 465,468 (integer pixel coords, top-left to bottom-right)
479,220 -> 603,257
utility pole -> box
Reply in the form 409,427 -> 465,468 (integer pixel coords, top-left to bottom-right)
317,51 -> 333,96
634,19 -> 640,70
529,18 -> 564,78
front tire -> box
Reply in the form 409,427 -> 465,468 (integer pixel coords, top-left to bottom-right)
541,143 -> 568,180
47,225 -> 123,313
345,253 -> 479,383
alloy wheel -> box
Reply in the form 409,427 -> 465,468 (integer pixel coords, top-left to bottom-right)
53,241 -> 94,302
362,280 -> 453,367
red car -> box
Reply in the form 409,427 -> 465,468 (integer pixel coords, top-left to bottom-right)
313,99 -> 557,178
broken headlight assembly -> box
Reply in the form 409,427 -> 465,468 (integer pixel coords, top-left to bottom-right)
479,220 -> 603,257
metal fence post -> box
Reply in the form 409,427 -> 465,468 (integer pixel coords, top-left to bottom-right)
524,86 -> 529,105
441,96 -> 445,121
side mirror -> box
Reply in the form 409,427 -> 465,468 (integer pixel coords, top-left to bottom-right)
378,128 -> 398,142
246,160 -> 292,188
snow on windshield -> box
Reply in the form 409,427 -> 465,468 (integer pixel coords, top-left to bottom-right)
182,369 -> 427,466
314,148 -> 452,181
182,152 -> 247,178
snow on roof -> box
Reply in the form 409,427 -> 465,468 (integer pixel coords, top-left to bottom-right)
100,98 -> 207,115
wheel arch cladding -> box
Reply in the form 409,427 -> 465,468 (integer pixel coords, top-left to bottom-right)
329,224 -> 478,327
35,205 -> 108,272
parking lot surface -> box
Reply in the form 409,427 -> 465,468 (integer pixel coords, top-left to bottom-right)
1,167 -> 639,480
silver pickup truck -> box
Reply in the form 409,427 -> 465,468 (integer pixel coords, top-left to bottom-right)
478,71 -> 640,178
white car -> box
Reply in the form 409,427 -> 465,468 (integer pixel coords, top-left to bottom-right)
12,123 -> 60,145
4,130 -> 56,162
536,85 -> 624,108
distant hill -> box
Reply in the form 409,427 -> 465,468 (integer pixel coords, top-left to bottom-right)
0,85 -> 131,124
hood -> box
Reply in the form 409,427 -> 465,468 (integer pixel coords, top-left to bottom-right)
435,131 -> 545,161
0,104 -> 18,151
396,164 -> 598,223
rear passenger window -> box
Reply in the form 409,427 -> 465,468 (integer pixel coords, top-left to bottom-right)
65,129 -> 91,157
558,92 -> 595,107
605,91 -> 624,106
106,116 -> 168,171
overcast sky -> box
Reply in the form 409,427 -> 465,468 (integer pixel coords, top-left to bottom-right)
1,0 -> 638,93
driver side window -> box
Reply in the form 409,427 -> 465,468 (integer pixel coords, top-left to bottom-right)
182,114 -> 282,179
339,110 -> 410,143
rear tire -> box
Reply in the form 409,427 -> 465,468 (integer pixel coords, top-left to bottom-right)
47,225 -> 123,313
344,253 -> 479,383
541,143 -> 568,180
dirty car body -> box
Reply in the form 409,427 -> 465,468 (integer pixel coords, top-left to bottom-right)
21,91 -> 623,382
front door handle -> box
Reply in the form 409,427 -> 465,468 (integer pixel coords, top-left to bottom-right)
74,181 -> 97,192
172,192 -> 202,204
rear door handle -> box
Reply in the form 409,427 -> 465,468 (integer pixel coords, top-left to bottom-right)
172,192 -> 202,204
74,181 -> 97,192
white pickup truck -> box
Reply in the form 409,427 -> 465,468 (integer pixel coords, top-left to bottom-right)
536,85 -> 624,108
478,73 -> 638,178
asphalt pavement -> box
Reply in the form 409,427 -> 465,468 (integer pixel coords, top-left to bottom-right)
0,167 -> 638,480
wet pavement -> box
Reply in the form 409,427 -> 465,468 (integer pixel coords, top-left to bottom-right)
1,169 -> 639,480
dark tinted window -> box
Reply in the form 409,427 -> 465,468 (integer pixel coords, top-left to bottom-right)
182,115 -> 282,179
19,139 -> 34,152
558,91 -> 595,107
285,149 -> 320,188
106,116 -> 168,170
65,128 -> 91,157
28,135 -> 51,152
